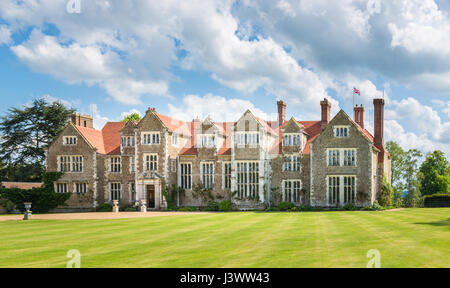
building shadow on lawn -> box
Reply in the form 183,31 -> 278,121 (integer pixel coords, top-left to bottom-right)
415,218 -> 450,227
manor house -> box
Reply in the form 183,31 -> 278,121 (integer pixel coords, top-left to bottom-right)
46,99 -> 391,211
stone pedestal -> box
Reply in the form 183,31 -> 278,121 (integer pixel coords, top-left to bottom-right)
23,202 -> 32,220
140,200 -> 147,213
112,200 -> 119,213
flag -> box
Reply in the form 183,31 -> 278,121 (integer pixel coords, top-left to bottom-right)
353,87 -> 360,95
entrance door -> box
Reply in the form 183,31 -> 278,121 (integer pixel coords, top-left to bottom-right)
146,185 -> 155,208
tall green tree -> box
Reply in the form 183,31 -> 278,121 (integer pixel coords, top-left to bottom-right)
121,113 -> 141,123
386,141 -> 407,204
419,151 -> 450,195
0,99 -> 73,182
404,149 -> 423,207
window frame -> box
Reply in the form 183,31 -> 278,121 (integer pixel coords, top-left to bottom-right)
141,132 -> 161,145
110,182 -> 122,201
63,136 -> 77,146
58,155 -> 83,173
282,180 -> 302,203
333,126 -> 350,138
283,154 -> 301,172
236,161 -> 259,199
201,162 -> 214,189
223,162 -> 232,190
180,163 -> 192,190
282,133 -> 302,146
110,157 -> 122,173
144,153 -> 158,172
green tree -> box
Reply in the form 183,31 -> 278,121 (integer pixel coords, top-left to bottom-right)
0,99 -> 74,182
419,151 -> 450,195
404,149 -> 423,207
386,141 -> 407,204
378,176 -> 394,207
122,113 -> 141,123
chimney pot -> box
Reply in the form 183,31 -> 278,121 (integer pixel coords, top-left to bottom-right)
373,99 -> 385,148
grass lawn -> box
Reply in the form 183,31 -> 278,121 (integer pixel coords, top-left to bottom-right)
0,208 -> 448,268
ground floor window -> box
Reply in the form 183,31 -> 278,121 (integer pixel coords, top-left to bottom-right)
236,162 -> 259,199
74,183 -> 87,194
110,183 -> 122,201
202,162 -> 214,189
328,175 -> 356,205
56,183 -> 68,193
343,176 -> 356,204
223,162 -> 232,189
181,163 -> 192,190
283,180 -> 301,203
129,182 -> 136,202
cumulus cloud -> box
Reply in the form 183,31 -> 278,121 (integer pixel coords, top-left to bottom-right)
168,94 -> 270,122
0,25 -> 11,45
89,103 -> 111,130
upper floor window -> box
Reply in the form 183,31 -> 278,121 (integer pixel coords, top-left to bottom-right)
144,154 -> 158,171
110,157 -> 121,173
58,155 -> 83,172
236,132 -> 259,145
283,134 -> 301,146
197,134 -> 216,148
63,136 -> 77,145
172,133 -> 179,146
121,136 -> 135,147
142,132 -> 160,145
327,149 -> 357,167
181,163 -> 192,190
202,162 -> 214,189
283,155 -> 301,171
334,126 -> 349,138
130,157 -> 136,173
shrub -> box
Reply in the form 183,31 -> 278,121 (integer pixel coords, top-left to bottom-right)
362,201 -> 383,211
97,203 -> 112,212
0,172 -> 70,213
206,201 -> 219,211
343,203 -> 358,211
378,177 -> 394,207
218,200 -> 232,212
423,194 -> 450,207
124,207 -> 136,212
278,202 -> 295,211
178,207 -> 199,212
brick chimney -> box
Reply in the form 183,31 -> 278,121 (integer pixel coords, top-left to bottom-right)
320,98 -> 331,131
71,113 -> 93,128
354,104 -> 365,129
277,100 -> 286,126
373,99 -> 385,148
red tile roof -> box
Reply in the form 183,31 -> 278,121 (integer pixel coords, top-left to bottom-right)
1,182 -> 42,190
75,122 -> 125,155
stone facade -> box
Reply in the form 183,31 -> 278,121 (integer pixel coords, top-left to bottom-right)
46,99 -> 391,211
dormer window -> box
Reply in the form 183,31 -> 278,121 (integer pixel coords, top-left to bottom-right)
236,132 -> 259,145
63,136 -> 77,145
334,126 -> 349,138
197,134 -> 216,148
283,134 -> 301,146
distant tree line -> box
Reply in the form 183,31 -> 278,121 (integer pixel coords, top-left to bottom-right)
386,141 -> 450,207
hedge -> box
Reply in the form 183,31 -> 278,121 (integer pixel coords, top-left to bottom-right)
423,194 -> 450,208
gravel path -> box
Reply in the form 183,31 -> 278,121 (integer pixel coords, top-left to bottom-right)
0,211 -> 213,221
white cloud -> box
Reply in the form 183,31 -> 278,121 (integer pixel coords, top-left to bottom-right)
89,103 -> 110,130
41,94 -> 80,108
168,94 -> 270,122
0,25 -> 11,45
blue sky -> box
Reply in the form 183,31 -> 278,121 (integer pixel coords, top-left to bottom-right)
0,0 -> 449,156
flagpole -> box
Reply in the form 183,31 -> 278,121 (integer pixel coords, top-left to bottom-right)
352,88 -> 355,108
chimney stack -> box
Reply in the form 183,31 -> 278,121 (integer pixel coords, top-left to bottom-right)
71,113 -> 93,128
373,99 -> 385,148
354,104 -> 365,129
277,100 -> 286,126
320,98 -> 331,130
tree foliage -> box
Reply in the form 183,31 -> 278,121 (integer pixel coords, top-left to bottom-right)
0,99 -> 73,182
121,113 -> 141,123
0,172 -> 71,213
378,177 -> 394,207
419,150 -> 450,195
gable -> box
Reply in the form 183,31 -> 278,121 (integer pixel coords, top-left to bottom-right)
283,118 -> 303,134
235,110 -> 261,132
48,123 -> 96,154
138,110 -> 166,132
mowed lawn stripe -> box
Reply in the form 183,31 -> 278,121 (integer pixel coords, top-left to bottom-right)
0,209 -> 448,268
